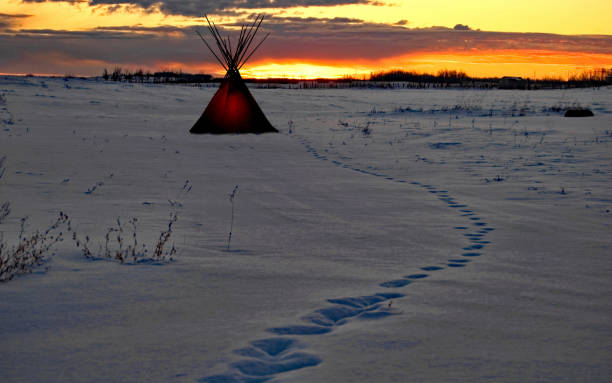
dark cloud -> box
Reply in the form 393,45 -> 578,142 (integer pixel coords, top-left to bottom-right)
0,13 -> 32,18
21,0 -> 377,16
1,16 -> 611,76
0,13 -> 32,31
453,24 -> 470,31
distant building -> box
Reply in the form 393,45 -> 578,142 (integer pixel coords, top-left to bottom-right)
499,76 -> 527,89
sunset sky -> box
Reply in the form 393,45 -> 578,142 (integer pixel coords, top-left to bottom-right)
1,0 -> 611,79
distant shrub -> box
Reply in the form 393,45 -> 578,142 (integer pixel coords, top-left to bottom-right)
565,108 -> 594,117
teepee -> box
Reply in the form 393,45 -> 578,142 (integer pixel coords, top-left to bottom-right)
190,15 -> 277,134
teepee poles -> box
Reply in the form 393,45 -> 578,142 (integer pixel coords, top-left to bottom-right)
239,32 -> 270,70
195,30 -> 227,71
197,14 -> 270,77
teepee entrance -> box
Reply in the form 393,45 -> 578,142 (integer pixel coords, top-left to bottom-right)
190,15 -> 277,134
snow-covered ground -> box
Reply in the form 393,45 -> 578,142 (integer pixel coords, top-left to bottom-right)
1,76 -> 611,383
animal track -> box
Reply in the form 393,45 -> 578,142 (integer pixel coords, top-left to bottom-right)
200,136 -> 497,382
380,279 -> 412,288
201,293 -> 402,382
200,338 -> 321,382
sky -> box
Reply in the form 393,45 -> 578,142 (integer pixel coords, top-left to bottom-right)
1,0 -> 611,79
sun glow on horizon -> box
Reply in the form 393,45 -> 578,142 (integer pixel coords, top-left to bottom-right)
239,49 -> 612,80
241,62 -> 370,79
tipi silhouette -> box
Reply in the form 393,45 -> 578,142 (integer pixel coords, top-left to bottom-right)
190,15 -> 277,134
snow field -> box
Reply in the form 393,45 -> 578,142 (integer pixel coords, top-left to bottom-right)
1,77 -> 611,382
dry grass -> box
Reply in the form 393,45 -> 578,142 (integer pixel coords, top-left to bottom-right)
68,213 -> 178,264
0,213 -> 68,282
1,154 -> 185,282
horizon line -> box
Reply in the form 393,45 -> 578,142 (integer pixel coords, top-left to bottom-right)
3,67 -> 611,82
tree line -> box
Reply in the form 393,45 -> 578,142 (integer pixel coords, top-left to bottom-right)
101,67 -> 612,89
102,67 -> 212,83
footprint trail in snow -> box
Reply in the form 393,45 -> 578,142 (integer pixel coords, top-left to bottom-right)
199,135 -> 496,383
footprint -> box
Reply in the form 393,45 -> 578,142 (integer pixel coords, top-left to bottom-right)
462,252 -> 482,257
421,266 -> 444,271
327,293 -> 403,308
359,309 -> 397,320
199,373 -> 267,382
201,338 -> 321,382
231,352 -> 321,377
380,279 -> 412,288
307,291 -> 403,326
268,326 -> 331,335
234,338 -> 297,358
271,292 -> 403,337
405,274 -> 429,279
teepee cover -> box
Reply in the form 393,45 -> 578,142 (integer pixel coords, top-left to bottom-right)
190,15 -> 277,134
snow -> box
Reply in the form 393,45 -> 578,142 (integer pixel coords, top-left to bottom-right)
1,76 -> 611,382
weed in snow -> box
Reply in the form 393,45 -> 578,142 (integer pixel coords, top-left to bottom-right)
168,179 -> 192,208
84,181 -> 104,195
67,213 -> 178,264
69,181 -> 189,264
226,185 -> 238,251
0,157 -> 67,282
1,213 -> 68,282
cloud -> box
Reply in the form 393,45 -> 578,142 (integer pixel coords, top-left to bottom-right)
1,16 -> 611,76
21,0 -> 380,16
0,13 -> 32,18
0,13 -> 32,31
